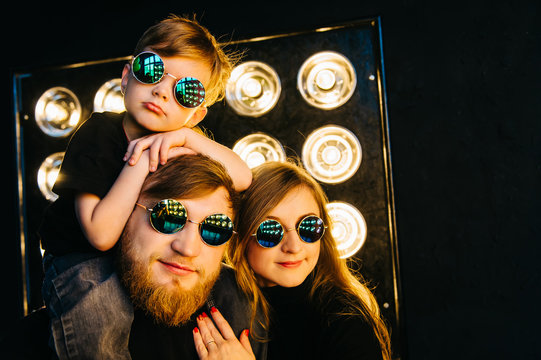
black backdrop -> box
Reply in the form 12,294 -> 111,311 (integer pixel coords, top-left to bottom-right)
4,1 -> 540,359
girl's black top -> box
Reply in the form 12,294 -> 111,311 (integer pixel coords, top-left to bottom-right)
261,276 -> 384,360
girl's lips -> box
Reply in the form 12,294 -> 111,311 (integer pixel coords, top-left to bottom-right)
277,260 -> 303,268
143,102 -> 164,115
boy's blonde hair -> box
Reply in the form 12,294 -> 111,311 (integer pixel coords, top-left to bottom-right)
133,14 -> 240,106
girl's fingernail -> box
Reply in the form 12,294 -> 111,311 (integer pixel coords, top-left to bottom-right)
210,307 -> 218,313
201,312 -> 208,318
244,329 -> 250,336
193,327 -> 199,333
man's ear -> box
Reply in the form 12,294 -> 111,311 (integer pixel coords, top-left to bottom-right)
121,63 -> 131,93
186,106 -> 208,128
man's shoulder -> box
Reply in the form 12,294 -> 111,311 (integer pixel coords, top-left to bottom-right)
207,263 -> 249,321
210,264 -> 242,300
208,264 -> 268,360
217,263 -> 237,281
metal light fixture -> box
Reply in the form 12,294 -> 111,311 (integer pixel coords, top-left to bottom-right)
232,133 -> 286,168
326,201 -> 367,259
297,51 -> 357,110
37,152 -> 65,202
34,87 -> 82,137
302,124 -> 362,184
93,78 -> 125,113
225,61 -> 281,117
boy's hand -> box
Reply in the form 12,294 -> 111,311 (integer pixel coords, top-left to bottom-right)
124,130 -> 194,171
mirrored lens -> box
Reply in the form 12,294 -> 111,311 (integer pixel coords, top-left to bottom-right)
298,215 -> 325,243
256,219 -> 284,248
132,52 -> 165,84
200,214 -> 234,246
175,77 -> 205,108
150,199 -> 187,234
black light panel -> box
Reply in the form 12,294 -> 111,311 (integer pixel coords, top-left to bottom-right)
13,17 -> 402,357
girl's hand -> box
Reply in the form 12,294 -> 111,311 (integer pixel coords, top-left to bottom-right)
193,307 -> 255,360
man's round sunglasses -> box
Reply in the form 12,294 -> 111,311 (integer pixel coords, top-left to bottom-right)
252,215 -> 326,248
131,51 -> 206,108
136,199 -> 235,246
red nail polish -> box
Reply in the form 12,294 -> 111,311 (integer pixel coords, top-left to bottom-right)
244,329 -> 250,337
201,312 -> 208,318
193,327 -> 199,333
210,307 -> 218,313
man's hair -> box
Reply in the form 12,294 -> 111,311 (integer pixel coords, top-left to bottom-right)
141,153 -> 239,217
133,14 -> 241,106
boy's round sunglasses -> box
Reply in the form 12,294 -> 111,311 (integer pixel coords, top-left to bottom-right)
252,215 -> 326,248
136,199 -> 235,246
131,51 -> 206,108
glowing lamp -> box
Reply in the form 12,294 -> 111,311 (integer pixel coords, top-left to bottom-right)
327,201 -> 367,258
302,124 -> 362,184
93,78 -> 125,113
226,61 -> 281,117
232,133 -> 286,168
37,152 -> 65,202
297,51 -> 356,110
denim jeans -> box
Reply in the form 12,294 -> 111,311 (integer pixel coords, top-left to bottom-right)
42,253 -> 133,359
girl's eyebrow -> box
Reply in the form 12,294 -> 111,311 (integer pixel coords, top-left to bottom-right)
264,212 -> 319,223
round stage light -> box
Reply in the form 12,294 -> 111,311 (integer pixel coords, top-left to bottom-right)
302,125 -> 362,184
225,61 -> 281,117
35,87 -> 82,137
94,78 -> 125,113
297,51 -> 357,110
326,201 -> 367,259
37,152 -> 65,202
232,133 -> 286,168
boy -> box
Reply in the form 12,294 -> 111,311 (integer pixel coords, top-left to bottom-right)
39,14 -> 248,359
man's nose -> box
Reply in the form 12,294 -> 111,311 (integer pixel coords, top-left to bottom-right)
170,221 -> 202,257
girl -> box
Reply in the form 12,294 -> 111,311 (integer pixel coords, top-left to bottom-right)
193,159 -> 392,360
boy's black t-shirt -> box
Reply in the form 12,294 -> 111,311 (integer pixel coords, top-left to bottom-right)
38,111 -> 128,256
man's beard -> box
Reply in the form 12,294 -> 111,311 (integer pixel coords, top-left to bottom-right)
118,230 -> 220,327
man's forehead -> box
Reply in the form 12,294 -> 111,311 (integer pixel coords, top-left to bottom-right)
142,187 -> 233,218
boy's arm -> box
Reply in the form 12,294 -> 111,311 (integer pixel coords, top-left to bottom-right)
75,150 -> 151,251
125,127 -> 253,191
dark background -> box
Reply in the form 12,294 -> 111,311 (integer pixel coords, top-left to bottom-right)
4,1 -> 539,359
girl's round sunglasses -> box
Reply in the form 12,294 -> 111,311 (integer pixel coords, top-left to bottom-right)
252,215 -> 326,248
131,51 -> 206,108
136,199 -> 235,246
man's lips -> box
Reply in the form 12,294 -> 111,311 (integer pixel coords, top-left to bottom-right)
158,260 -> 196,276
143,102 -> 164,115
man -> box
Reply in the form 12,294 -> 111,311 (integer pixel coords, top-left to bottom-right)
117,153 -> 266,359
0,154 -> 265,359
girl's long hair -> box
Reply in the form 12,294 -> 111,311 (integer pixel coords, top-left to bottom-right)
226,159 -> 392,360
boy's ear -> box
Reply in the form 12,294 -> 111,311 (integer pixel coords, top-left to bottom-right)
186,106 -> 208,128
121,64 -> 131,93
